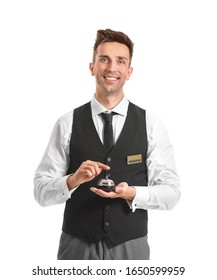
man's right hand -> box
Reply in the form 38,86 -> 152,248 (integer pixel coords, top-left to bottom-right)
66,160 -> 110,190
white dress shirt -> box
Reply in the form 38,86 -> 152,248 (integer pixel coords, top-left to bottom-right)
34,96 -> 181,211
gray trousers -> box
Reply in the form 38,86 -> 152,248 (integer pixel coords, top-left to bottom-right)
57,232 -> 150,260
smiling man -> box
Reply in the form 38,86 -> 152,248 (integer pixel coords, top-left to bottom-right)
90,41 -> 133,99
34,29 -> 181,260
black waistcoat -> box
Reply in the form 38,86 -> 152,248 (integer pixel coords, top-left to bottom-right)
62,101 -> 148,246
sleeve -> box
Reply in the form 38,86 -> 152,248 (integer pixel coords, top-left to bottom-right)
33,114 -> 77,207
128,113 -> 181,211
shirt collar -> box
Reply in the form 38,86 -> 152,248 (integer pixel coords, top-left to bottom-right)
91,95 -> 129,116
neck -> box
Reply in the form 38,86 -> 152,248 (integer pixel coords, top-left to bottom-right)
95,92 -> 124,110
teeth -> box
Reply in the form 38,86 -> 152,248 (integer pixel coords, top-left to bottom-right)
105,77 -> 117,81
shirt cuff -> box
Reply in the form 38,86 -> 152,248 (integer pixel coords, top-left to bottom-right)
127,186 -> 150,212
57,176 -> 78,200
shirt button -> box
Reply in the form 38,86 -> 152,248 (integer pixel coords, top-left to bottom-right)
105,205 -> 110,210
105,222 -> 110,227
107,157 -> 112,162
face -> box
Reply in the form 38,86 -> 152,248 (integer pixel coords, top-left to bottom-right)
89,42 -> 133,96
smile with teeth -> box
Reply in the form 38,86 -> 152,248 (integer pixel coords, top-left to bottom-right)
104,76 -> 120,81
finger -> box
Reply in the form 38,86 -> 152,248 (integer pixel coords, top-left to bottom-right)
85,169 -> 96,177
84,162 -> 108,176
84,160 -> 109,169
96,162 -> 110,170
90,187 -> 107,197
116,182 -> 127,187
82,164 -> 99,177
90,187 -> 118,198
114,186 -> 122,193
86,165 -> 98,176
90,187 -> 108,195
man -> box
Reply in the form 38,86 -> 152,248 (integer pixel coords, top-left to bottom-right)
34,29 -> 181,260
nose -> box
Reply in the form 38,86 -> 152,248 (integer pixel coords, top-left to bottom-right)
107,60 -> 116,72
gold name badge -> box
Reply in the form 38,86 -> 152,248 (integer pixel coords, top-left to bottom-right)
127,154 -> 142,165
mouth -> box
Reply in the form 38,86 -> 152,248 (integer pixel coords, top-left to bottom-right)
103,75 -> 120,81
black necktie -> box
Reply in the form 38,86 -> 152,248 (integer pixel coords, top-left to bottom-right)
101,112 -> 116,153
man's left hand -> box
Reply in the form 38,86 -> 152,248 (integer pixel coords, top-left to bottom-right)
90,182 -> 136,201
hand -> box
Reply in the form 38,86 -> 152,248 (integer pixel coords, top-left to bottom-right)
67,160 -> 110,190
90,182 -> 136,201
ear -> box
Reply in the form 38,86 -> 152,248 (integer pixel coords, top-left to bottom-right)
127,67 -> 133,80
89,63 -> 95,76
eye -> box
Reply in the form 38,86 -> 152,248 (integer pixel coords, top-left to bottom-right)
118,59 -> 126,64
100,57 -> 109,63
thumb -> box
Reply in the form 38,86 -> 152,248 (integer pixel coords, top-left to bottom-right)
115,185 -> 123,193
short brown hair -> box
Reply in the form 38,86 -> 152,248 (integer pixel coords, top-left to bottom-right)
92,29 -> 134,65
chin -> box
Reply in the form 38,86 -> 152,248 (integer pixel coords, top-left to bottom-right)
104,85 -> 119,94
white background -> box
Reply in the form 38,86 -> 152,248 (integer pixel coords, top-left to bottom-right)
0,0 -> 216,279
